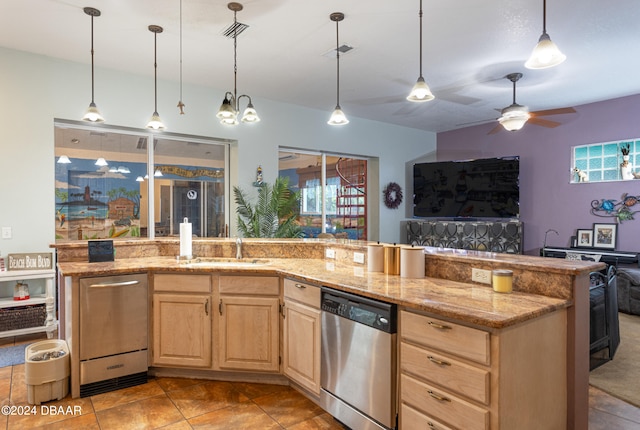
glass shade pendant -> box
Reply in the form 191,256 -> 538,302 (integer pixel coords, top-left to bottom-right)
241,101 -> 260,123
95,157 -> 108,166
407,0 -> 435,102
328,12 -> 348,126
57,155 -> 71,164
82,7 -> 105,122
146,25 -> 166,130
525,0 -> 566,69
136,176 -> 145,182
498,105 -> 530,131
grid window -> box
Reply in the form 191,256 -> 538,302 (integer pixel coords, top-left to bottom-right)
572,139 -> 640,183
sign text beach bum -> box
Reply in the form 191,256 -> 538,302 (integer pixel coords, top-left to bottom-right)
7,253 -> 53,270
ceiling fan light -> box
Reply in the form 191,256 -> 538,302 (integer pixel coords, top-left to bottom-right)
499,104 -> 531,131
328,105 -> 349,125
241,103 -> 260,123
525,32 -> 566,69
83,102 -> 105,122
146,111 -> 165,130
407,76 -> 435,102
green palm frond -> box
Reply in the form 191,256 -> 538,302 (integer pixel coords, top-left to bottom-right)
234,177 -> 302,238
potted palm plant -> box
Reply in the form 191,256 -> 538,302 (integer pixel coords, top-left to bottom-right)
234,176 -> 303,238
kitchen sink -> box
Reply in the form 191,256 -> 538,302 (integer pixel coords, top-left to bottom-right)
182,258 -> 271,268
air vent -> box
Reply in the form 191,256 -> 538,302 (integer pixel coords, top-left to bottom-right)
323,44 -> 354,58
222,21 -> 249,38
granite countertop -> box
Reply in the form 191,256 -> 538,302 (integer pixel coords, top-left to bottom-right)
57,256 -> 570,330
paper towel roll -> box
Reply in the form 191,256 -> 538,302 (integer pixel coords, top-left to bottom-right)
401,246 -> 425,278
367,243 -> 384,272
180,217 -> 192,258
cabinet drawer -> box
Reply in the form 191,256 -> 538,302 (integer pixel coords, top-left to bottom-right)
283,278 -> 320,308
401,403 -> 454,430
401,374 -> 489,430
219,275 -> 279,296
401,342 -> 489,405
401,311 -> 490,365
154,274 -> 211,293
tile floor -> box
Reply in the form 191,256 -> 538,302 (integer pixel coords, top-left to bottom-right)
2,333 -> 640,429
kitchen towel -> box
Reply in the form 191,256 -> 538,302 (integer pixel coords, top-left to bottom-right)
179,218 -> 192,258
400,245 -> 425,278
367,243 -> 384,272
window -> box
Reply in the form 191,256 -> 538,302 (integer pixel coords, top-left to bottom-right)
279,150 -> 368,240
572,140 -> 639,183
54,121 -> 229,241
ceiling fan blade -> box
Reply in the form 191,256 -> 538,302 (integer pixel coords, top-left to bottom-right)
531,107 -> 576,116
487,123 -> 503,135
528,117 -> 562,128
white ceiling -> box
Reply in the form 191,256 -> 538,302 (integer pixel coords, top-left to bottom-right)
3,0 -> 640,133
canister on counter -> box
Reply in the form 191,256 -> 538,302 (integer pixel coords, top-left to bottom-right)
383,244 -> 401,275
492,269 -> 513,293
367,242 -> 384,272
400,245 -> 425,278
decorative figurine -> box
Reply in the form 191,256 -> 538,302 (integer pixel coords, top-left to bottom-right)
256,165 -> 263,185
620,143 -> 635,180
573,167 -> 588,182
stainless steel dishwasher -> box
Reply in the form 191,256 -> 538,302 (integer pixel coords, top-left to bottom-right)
320,287 -> 397,430
79,273 -> 148,397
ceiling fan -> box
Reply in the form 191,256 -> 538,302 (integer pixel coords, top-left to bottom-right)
487,72 -> 576,134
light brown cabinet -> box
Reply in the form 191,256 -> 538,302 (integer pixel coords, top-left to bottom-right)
399,309 -> 567,430
152,274 -> 212,368
282,278 -> 321,395
217,275 -> 280,372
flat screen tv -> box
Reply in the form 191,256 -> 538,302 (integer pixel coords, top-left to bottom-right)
413,156 -> 519,219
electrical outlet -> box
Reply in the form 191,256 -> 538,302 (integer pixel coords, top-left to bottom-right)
353,252 -> 365,264
325,248 -> 335,259
472,268 -> 492,284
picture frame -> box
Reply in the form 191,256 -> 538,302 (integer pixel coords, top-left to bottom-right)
593,223 -> 617,250
576,229 -> 593,248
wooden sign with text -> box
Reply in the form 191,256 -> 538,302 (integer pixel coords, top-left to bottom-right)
7,253 -> 53,270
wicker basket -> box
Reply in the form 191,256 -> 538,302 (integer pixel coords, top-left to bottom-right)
0,304 -> 46,332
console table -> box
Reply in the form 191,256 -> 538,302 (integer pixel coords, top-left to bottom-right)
541,247 -> 639,267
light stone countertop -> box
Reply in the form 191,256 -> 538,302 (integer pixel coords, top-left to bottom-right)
57,255 -> 572,330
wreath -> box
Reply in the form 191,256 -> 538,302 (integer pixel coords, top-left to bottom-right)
383,182 -> 403,209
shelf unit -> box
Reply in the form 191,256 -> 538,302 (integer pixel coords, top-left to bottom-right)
0,269 -> 57,339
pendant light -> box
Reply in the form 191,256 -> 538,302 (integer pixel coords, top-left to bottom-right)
328,12 -> 348,126
498,73 -> 530,131
147,25 -> 166,130
216,2 -> 260,125
407,0 -> 435,102
177,0 -> 185,115
525,0 -> 566,69
82,7 -> 104,122
57,155 -> 71,164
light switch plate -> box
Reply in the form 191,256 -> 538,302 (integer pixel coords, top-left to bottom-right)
353,252 -> 365,264
1,227 -> 11,239
325,248 -> 335,259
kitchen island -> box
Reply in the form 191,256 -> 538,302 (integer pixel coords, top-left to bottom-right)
55,238 -> 602,429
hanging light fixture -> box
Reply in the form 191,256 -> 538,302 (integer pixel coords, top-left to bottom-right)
95,157 -> 108,167
177,0 -> 185,115
328,12 -> 348,126
407,0 -> 435,102
498,73 -> 530,131
82,7 -> 104,122
147,25 -> 166,130
216,3 -> 259,125
57,155 -> 71,164
525,0 -> 566,69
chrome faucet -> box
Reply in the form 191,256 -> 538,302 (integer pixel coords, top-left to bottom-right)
236,237 -> 243,259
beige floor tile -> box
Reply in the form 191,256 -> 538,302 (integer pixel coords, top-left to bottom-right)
95,395 -> 184,429
286,412 -> 349,430
34,412 -> 101,430
167,380 -> 249,419
90,380 -> 165,412
154,419 -> 193,430
189,402 -> 281,429
232,381 -> 291,400
253,388 -> 324,428
155,376 -> 204,393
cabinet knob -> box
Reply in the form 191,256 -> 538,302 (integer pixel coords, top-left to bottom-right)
294,283 -> 306,289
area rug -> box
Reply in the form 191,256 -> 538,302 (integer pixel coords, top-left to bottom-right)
0,343 -> 29,368
590,312 -> 640,407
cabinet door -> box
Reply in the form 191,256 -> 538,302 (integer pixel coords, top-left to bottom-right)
218,296 -> 279,372
153,293 -> 211,368
283,299 -> 321,394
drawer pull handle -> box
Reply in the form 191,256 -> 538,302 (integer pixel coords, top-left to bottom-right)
427,355 -> 451,366
294,283 -> 306,289
428,321 -> 452,330
427,390 -> 451,402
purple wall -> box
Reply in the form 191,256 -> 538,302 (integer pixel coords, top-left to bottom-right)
437,94 -> 640,255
